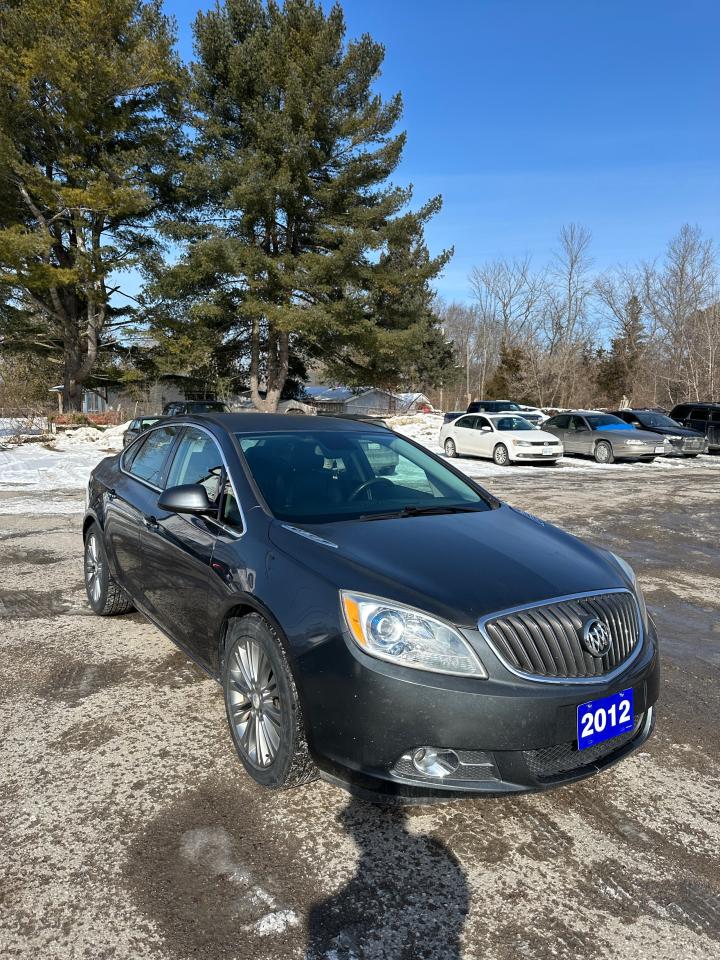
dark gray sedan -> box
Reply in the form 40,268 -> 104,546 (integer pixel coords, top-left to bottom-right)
543,412 -> 668,463
122,416 -> 162,448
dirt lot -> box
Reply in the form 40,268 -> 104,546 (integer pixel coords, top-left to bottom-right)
1,466 -> 719,960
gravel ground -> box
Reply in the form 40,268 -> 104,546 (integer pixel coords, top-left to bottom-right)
1,465 -> 719,960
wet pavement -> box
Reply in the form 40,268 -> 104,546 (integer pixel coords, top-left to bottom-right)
1,467 -> 719,959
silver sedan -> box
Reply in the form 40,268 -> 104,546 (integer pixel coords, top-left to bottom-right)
543,411 -> 668,463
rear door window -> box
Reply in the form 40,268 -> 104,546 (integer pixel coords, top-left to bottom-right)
126,426 -> 180,487
455,416 -> 477,430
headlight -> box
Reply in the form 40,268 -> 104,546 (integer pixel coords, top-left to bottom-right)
624,438 -> 646,446
513,439 -> 533,447
341,592 -> 486,677
667,435 -> 681,440
609,552 -> 648,625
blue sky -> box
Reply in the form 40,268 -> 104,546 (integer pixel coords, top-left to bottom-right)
164,0 -> 720,302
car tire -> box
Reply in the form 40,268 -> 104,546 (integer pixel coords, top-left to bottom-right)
594,440 -> 614,464
493,443 -> 510,466
223,613 -> 317,790
444,438 -> 457,458
84,525 -> 134,616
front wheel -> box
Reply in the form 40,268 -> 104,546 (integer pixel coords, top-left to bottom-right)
493,443 -> 510,466
594,440 -> 614,464
223,614 -> 317,790
444,438 -> 457,458
84,526 -> 134,616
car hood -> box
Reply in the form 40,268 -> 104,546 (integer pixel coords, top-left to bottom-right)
268,505 -> 626,627
596,427 -> 664,442
643,424 -> 704,438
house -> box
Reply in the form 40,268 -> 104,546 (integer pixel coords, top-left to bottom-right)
302,385 -> 435,417
49,374 -> 218,417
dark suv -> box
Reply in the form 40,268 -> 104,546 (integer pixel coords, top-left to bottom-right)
467,400 -> 521,414
611,409 -> 706,457
669,403 -> 720,452
162,400 -> 228,416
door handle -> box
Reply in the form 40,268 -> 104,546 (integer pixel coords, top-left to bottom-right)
143,515 -> 159,529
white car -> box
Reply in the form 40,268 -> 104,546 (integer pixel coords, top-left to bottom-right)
439,413 -> 563,466
516,405 -> 549,425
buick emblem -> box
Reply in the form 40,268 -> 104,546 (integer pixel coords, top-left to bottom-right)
581,618 -> 612,657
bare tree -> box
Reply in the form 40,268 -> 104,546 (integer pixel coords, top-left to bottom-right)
643,225 -> 719,403
539,224 -> 595,405
437,300 -> 501,406
469,256 -> 544,345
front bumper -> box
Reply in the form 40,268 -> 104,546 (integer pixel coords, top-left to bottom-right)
613,442 -> 666,458
298,618 -> 660,800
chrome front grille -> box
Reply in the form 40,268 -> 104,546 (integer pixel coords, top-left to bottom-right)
481,590 -> 641,681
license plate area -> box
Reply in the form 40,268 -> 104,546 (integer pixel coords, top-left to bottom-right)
577,689 -> 634,750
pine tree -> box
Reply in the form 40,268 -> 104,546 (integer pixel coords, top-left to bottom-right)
485,341 -> 527,400
597,294 -> 646,403
153,0 -> 450,411
0,0 -> 184,410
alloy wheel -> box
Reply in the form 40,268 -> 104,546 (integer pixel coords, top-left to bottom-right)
494,444 -> 509,466
84,534 -> 103,605
444,438 -> 456,457
228,638 -> 282,768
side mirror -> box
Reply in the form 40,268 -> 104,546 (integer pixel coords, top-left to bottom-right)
481,425 -> 492,432
158,483 -> 216,515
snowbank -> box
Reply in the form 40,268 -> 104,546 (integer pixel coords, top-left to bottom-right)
62,420 -> 130,452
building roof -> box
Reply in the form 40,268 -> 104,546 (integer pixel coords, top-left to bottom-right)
303,385 -> 398,403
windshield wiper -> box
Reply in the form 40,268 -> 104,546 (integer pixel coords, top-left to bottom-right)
359,504 -> 484,521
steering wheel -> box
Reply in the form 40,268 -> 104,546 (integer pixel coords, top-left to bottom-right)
348,477 -> 395,502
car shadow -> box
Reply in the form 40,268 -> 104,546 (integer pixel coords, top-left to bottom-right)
305,797 -> 469,959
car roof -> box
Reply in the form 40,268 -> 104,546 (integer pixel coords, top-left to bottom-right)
559,410 -> 608,416
484,411 -> 528,418
168,412 -> 390,434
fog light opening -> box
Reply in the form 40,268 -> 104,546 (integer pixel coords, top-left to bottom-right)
411,747 -> 460,779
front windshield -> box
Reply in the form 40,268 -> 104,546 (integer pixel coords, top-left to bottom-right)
237,430 -> 492,523
636,412 -> 680,429
586,414 -> 628,429
492,416 -> 534,431
192,402 -> 225,413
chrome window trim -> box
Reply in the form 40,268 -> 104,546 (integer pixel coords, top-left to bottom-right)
477,588 -> 644,685
120,421 -> 247,538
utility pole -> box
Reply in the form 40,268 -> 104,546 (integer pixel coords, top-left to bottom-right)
466,340 -> 471,404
